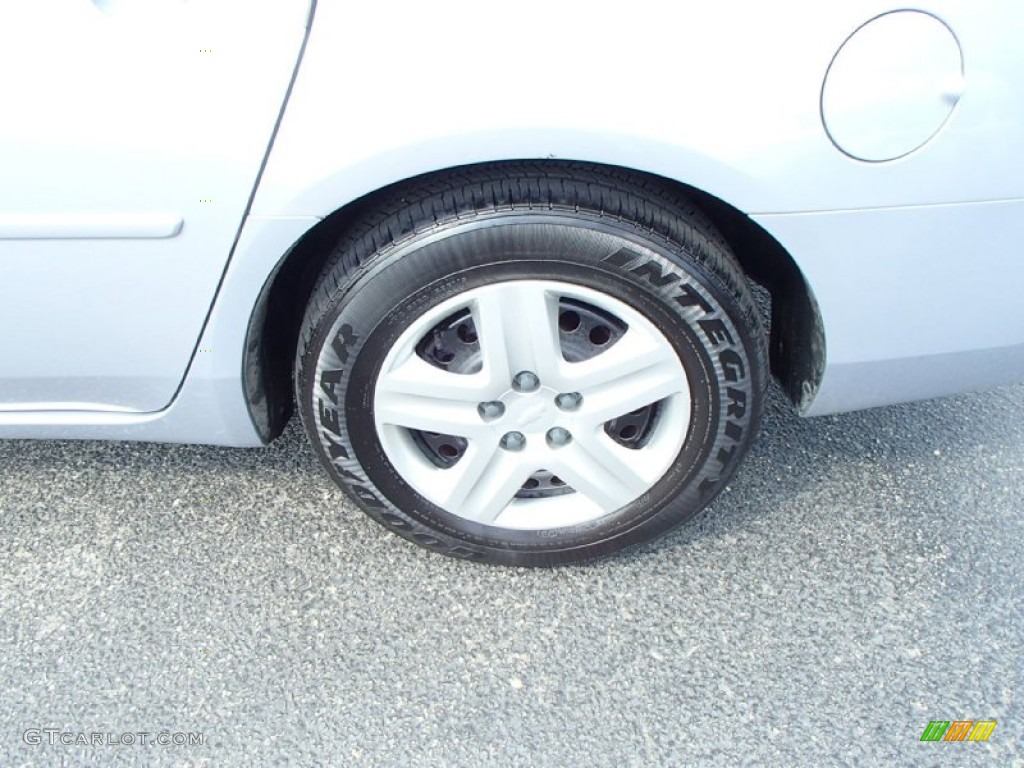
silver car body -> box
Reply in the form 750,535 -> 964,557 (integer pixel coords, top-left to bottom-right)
0,0 -> 1021,446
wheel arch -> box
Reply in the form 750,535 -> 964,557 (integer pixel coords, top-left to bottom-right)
243,160 -> 825,442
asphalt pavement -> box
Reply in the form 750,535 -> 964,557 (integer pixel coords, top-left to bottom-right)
1,383 -> 1022,767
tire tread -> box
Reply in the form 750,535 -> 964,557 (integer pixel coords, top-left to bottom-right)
297,162 -> 767,391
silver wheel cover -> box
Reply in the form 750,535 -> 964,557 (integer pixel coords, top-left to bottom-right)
373,280 -> 691,530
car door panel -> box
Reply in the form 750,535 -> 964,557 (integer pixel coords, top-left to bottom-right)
0,0 -> 311,411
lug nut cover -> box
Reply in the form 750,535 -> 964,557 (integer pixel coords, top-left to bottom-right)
478,401 -> 505,420
555,392 -> 582,410
500,431 -> 526,451
546,427 -> 572,447
512,371 -> 540,392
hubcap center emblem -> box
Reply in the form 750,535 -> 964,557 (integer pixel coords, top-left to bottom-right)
505,390 -> 557,431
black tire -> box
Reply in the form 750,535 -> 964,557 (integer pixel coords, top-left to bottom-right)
296,163 -> 767,566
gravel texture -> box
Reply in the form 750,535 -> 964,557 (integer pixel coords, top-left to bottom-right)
1,383 -> 1021,767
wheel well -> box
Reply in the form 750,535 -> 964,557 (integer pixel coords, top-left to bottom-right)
684,186 -> 826,412
244,161 -> 825,442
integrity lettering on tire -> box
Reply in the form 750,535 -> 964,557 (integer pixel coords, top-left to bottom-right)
296,163 -> 767,566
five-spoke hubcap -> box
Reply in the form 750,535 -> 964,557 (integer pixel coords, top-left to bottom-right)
373,280 -> 692,530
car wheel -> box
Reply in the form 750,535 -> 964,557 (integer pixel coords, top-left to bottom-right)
296,163 -> 767,565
